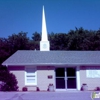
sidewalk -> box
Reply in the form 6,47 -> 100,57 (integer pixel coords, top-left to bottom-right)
0,91 -> 93,100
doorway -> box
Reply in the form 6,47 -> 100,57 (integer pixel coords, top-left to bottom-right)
55,67 -> 76,89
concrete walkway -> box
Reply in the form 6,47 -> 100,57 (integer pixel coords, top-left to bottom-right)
0,91 -> 95,100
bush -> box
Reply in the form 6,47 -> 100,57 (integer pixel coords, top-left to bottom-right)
36,87 -> 40,91
95,87 -> 100,91
22,87 -> 28,91
0,66 -> 19,91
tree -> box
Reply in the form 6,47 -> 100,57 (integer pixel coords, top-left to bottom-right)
31,32 -> 41,50
0,38 -> 10,64
0,66 -> 19,91
49,32 -> 68,50
32,32 -> 41,41
8,31 -> 29,54
67,27 -> 97,50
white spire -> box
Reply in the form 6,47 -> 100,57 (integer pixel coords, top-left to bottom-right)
41,5 -> 48,41
40,6 -> 50,51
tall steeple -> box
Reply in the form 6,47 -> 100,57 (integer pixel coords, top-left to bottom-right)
40,6 -> 50,51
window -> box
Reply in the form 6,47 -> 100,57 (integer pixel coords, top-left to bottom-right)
86,67 -> 100,78
25,67 -> 37,85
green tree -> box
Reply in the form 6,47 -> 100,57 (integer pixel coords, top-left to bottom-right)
0,66 -> 19,91
31,32 -> 41,50
8,31 -> 29,53
0,38 -> 10,64
49,33 -> 68,50
67,27 -> 97,50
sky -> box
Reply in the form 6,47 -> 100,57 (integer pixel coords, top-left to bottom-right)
0,0 -> 100,38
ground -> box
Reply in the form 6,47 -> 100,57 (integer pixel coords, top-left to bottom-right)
0,91 -> 95,100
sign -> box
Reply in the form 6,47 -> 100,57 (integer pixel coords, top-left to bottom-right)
48,75 -> 53,79
86,67 -> 100,78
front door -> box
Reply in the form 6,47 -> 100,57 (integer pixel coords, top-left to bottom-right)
55,67 -> 76,89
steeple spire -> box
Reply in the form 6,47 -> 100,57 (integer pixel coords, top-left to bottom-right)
41,6 -> 48,41
40,6 -> 50,51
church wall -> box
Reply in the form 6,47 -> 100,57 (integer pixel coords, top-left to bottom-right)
80,66 -> 100,90
8,66 -> 55,91
8,65 -> 100,91
37,66 -> 55,91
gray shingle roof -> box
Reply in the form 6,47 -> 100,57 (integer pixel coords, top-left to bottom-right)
2,50 -> 100,66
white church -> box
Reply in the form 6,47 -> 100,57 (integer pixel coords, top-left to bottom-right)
2,6 -> 100,91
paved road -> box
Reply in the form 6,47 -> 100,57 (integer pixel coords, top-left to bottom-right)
0,91 -> 95,100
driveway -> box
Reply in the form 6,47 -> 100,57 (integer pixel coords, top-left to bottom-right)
0,91 -> 95,100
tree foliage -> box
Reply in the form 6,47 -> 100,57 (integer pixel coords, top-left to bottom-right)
31,32 -> 41,50
8,31 -> 29,52
0,66 -> 19,91
0,28 -> 100,65
0,38 -> 10,64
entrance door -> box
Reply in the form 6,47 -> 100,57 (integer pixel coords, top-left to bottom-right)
56,68 -> 65,89
66,68 -> 76,89
55,67 -> 76,89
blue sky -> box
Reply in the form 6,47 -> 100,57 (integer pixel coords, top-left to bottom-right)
0,0 -> 100,38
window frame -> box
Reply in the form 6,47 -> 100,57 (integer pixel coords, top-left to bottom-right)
25,66 -> 37,85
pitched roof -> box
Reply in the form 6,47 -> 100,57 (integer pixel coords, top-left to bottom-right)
2,50 -> 100,66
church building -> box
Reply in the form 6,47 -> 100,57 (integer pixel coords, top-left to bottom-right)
2,6 -> 100,91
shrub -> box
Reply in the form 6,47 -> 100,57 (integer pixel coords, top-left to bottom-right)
95,87 -> 100,91
36,87 -> 40,91
0,66 -> 19,91
22,87 -> 28,91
